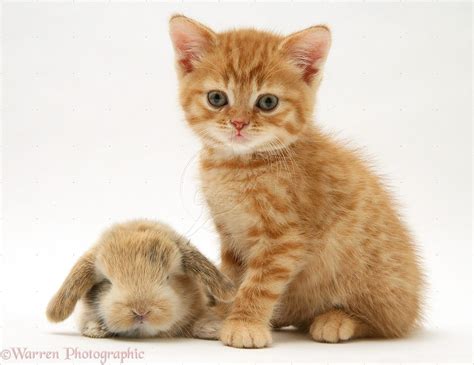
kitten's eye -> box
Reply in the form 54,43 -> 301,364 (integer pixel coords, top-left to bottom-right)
256,94 -> 278,111
207,90 -> 228,108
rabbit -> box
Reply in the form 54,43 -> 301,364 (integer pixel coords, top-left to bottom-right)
46,219 -> 235,338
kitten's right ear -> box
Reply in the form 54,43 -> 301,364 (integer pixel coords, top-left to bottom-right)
46,249 -> 98,322
169,15 -> 216,74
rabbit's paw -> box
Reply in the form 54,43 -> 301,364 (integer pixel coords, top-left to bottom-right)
192,317 -> 222,340
220,319 -> 271,348
82,321 -> 110,338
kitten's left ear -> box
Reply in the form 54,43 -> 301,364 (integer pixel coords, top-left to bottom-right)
169,15 -> 217,74
279,25 -> 331,84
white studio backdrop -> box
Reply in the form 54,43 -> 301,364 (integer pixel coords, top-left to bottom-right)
1,2 -> 472,362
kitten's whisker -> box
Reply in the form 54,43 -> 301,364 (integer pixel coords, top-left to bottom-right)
268,140 -> 287,178
274,143 -> 292,177
274,136 -> 298,176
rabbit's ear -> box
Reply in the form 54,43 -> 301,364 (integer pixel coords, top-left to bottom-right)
179,243 -> 236,303
46,249 -> 98,322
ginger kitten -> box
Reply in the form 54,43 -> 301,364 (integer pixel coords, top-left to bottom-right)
169,15 -> 423,348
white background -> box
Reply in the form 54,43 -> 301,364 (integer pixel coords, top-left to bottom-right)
1,1 -> 472,363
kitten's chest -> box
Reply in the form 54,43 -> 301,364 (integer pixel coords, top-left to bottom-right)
200,166 -> 261,222
199,159 -> 296,242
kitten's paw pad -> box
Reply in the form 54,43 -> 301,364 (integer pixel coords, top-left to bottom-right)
192,318 -> 222,340
82,321 -> 110,338
220,319 -> 272,348
310,311 -> 356,343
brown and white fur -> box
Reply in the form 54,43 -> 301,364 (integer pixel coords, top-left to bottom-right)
169,15 -> 424,348
46,219 -> 235,338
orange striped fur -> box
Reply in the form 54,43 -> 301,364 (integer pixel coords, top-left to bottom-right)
169,15 -> 423,348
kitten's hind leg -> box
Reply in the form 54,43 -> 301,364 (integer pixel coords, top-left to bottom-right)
310,309 -> 372,343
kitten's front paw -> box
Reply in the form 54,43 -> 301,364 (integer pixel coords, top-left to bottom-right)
220,319 -> 272,348
82,321 -> 110,338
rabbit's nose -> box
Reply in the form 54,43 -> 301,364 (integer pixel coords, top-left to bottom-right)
132,310 -> 150,322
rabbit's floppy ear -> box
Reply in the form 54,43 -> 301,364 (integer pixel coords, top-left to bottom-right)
46,249 -> 98,322
179,242 -> 236,303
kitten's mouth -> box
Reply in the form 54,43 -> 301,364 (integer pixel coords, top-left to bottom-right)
231,134 -> 247,143
231,129 -> 248,140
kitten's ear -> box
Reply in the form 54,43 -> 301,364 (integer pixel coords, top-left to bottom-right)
280,25 -> 331,84
169,15 -> 217,74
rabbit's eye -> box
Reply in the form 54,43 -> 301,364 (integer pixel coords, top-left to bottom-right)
166,275 -> 170,281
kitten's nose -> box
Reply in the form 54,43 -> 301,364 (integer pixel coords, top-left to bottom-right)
230,119 -> 249,131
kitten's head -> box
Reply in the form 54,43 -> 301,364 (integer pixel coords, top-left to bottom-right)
169,15 -> 331,155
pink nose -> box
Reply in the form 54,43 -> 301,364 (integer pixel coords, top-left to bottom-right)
231,119 -> 248,131
132,310 -> 150,322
